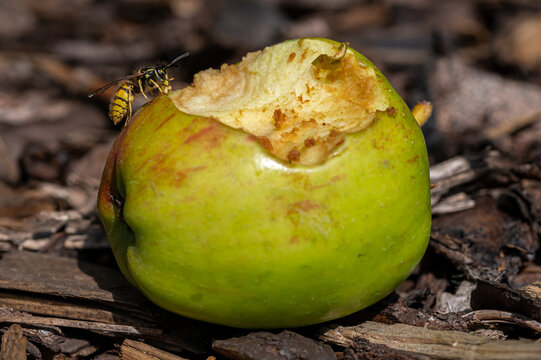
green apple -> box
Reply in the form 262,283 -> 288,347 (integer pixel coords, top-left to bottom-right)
98,38 -> 431,328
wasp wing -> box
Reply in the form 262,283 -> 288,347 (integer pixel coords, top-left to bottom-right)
88,72 -> 143,98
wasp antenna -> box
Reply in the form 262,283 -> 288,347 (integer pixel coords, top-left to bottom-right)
166,52 -> 190,68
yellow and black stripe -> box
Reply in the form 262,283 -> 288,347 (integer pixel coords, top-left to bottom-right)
108,83 -> 135,125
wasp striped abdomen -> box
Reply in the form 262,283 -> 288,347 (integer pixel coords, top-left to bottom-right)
109,83 -> 135,125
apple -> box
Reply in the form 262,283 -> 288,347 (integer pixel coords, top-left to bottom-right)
98,38 -> 431,328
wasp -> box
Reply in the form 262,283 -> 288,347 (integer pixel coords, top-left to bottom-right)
89,52 -> 189,125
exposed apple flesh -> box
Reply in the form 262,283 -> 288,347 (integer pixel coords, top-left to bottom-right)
98,38 -> 431,328
173,40 -> 389,166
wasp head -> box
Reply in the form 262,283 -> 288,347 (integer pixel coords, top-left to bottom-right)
140,65 -> 172,94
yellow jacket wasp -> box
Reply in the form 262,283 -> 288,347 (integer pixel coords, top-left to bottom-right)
89,52 -> 189,125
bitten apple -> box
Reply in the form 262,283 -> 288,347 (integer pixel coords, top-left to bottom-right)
98,38 -> 431,328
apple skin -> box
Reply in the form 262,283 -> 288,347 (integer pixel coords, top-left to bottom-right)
98,44 -> 431,329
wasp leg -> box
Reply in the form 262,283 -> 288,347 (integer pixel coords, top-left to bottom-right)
128,87 -> 133,119
149,79 -> 166,94
124,86 -> 134,127
138,79 -> 151,103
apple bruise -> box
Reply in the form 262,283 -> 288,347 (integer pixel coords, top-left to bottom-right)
171,39 -> 389,165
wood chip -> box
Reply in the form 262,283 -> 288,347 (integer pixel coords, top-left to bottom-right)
0,306 -> 161,338
463,309 -> 541,334
321,321 -> 541,360
0,251 -> 151,313
20,327 -> 65,353
430,156 -> 472,183
471,280 -> 541,322
343,337 -> 431,360
0,282 -> 151,327
213,331 -> 337,360
1,324 -> 27,360
431,192 -> 475,215
119,339 -> 190,360
60,337 -> 100,358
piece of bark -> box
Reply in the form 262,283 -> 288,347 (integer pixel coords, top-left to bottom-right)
471,279 -> 541,322
59,337 -> 100,357
0,292 -> 141,326
431,192 -> 476,215
212,330 -> 336,360
25,341 -> 41,360
58,338 -> 89,354
343,338 -> 431,360
0,251 -> 155,320
119,339 -> 190,360
20,327 -> 65,353
321,321 -> 541,360
1,324 -> 27,360
0,301 -> 215,356
430,156 -> 473,183
0,306 -> 161,338
463,310 -> 541,334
